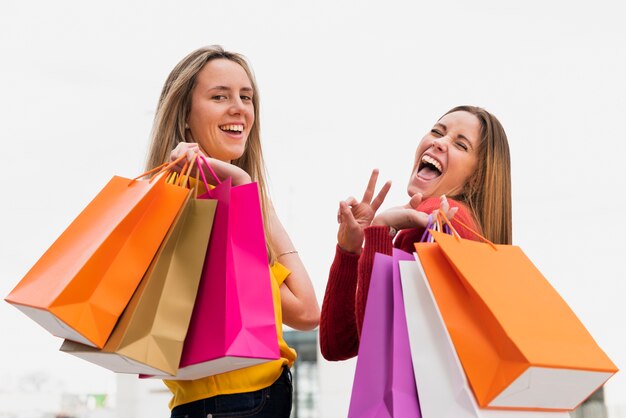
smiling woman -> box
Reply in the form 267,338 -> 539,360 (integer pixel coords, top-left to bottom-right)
319,105 -> 512,361
185,59 -> 255,162
144,45 -> 320,418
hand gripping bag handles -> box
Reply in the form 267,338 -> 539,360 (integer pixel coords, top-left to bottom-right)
5,156 -> 191,348
149,155 -> 280,380
413,213 -> 617,412
61,156 -> 217,376
348,249 -> 422,418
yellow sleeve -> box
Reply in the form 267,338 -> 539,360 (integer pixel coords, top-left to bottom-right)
270,261 -> 291,286
187,176 -> 212,194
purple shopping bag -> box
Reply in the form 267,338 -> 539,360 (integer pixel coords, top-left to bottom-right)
348,248 -> 422,418
148,157 -> 280,380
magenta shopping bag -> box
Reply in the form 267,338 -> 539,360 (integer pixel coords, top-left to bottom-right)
348,249 -> 422,418
148,157 -> 279,380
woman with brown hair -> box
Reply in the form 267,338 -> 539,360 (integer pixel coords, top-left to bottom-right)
146,45 -> 320,417
320,105 -> 512,360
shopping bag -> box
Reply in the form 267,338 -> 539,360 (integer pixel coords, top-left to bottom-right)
60,171 -> 217,375
399,256 -> 569,418
347,249 -> 421,418
5,158 -> 190,348
147,156 -> 279,380
414,229 -> 617,411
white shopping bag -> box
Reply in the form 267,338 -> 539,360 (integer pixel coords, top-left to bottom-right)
398,259 -> 569,418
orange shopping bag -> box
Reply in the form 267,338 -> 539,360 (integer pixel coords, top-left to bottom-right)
5,158 -> 191,348
414,221 -> 618,412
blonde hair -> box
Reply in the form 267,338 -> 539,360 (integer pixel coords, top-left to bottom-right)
444,106 -> 512,245
146,45 -> 276,262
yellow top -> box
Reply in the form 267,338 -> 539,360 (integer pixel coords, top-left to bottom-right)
163,262 -> 296,409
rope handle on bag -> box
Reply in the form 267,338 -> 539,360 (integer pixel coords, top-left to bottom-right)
165,154 -> 199,189
436,210 -> 498,250
196,154 -> 222,187
129,154 -> 188,185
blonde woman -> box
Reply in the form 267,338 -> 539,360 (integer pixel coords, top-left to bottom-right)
146,45 -> 319,418
320,105 -> 512,360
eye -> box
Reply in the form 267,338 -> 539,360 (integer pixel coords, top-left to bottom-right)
240,95 -> 253,102
212,95 -> 227,101
455,141 -> 469,151
431,129 -> 443,136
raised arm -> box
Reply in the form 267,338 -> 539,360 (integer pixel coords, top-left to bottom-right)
320,169 -> 391,360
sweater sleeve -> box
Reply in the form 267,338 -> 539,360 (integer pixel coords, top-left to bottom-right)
319,226 -> 393,361
319,245 -> 361,361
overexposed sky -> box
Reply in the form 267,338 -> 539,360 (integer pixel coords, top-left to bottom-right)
1,0 -> 625,413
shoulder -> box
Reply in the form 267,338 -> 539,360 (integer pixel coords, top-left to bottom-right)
416,196 -> 468,213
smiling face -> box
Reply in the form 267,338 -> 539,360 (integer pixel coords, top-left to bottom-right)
186,58 -> 255,162
407,110 -> 481,199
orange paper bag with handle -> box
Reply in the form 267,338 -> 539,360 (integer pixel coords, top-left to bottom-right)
414,220 -> 618,412
5,158 -> 191,348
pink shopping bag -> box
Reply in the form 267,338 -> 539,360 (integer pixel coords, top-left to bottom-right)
148,157 -> 279,380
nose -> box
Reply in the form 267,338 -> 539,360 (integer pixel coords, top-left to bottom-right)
229,96 -> 245,115
431,136 -> 448,152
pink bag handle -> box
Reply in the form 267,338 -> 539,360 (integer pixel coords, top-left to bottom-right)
196,154 -> 222,186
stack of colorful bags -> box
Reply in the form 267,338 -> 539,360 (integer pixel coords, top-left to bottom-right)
5,155 -> 279,380
348,216 -> 618,417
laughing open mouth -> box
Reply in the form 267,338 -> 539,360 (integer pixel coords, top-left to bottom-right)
417,155 -> 442,180
219,124 -> 244,133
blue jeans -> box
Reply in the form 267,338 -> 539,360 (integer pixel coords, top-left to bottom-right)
170,367 -> 293,418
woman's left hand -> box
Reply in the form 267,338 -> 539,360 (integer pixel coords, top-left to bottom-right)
372,194 -> 458,230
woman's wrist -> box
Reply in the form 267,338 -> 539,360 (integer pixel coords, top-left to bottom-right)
371,215 -> 388,227
337,244 -> 362,255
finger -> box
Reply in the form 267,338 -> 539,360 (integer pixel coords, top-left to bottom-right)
337,202 -> 343,224
345,196 -> 358,207
370,180 -> 392,212
339,200 -> 360,228
448,206 -> 459,221
408,192 -> 423,210
361,169 -> 380,203
440,194 -> 450,213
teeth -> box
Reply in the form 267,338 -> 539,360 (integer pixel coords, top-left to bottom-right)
220,124 -> 243,132
421,155 -> 442,172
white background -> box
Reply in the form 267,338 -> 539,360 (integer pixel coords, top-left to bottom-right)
1,0 -> 625,415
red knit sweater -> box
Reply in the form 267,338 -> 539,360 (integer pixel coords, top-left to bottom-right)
319,197 -> 479,361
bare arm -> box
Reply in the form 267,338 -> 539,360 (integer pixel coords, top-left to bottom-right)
269,203 -> 320,331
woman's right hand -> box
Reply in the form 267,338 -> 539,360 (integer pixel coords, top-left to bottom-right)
337,169 -> 391,254
169,142 -> 200,172
169,142 -> 251,186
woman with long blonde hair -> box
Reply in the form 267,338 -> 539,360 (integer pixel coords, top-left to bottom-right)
147,45 -> 319,418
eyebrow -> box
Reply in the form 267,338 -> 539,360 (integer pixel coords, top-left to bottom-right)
434,122 -> 475,149
208,86 -> 254,93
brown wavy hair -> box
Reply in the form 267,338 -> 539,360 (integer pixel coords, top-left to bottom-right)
443,105 -> 512,245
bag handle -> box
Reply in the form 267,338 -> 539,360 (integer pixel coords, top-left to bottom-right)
196,154 -> 222,186
129,154 -> 187,185
165,153 -> 199,189
436,210 -> 498,250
